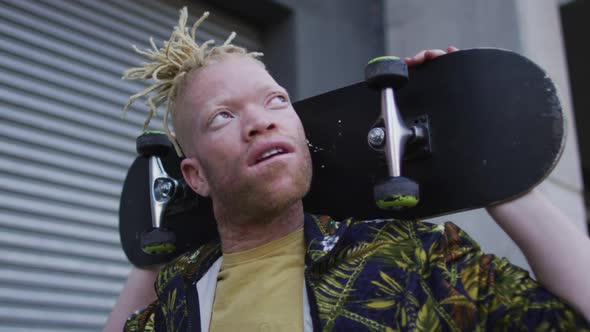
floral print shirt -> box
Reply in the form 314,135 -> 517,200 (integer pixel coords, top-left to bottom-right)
125,214 -> 589,331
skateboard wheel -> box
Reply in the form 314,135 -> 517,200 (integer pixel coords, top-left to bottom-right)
374,176 -> 419,210
365,56 -> 408,90
136,131 -> 172,157
140,228 -> 176,255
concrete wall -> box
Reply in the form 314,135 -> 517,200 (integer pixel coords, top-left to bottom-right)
272,0 -> 385,99
383,0 -> 587,273
209,0 -> 385,101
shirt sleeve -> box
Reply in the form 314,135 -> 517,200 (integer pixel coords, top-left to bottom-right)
123,300 -> 161,332
121,247 -> 206,332
419,221 -> 589,331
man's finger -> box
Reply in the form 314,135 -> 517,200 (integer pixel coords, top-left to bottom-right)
405,47 -> 460,66
404,50 -> 427,66
413,49 -> 427,59
424,49 -> 446,60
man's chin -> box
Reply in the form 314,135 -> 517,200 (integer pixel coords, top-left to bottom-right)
212,156 -> 312,219
212,190 -> 302,226
233,179 -> 308,217
258,182 -> 307,208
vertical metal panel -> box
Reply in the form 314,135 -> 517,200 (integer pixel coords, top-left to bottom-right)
0,0 -> 261,330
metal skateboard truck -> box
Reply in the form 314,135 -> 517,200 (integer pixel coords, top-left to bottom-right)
365,56 -> 430,211
135,131 -> 178,255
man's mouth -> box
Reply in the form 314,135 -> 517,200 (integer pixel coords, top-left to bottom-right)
248,141 -> 294,166
256,148 -> 286,163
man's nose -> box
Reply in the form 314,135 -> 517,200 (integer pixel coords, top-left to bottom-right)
243,107 -> 277,140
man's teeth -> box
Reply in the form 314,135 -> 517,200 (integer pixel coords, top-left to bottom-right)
258,148 -> 284,161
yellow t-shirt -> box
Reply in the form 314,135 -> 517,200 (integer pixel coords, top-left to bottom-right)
209,228 -> 305,331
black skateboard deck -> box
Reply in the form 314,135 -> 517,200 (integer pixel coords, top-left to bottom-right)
119,48 -> 564,267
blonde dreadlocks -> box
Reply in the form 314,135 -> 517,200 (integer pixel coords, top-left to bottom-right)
122,7 -> 263,156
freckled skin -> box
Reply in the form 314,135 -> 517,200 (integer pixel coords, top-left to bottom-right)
175,55 -> 312,225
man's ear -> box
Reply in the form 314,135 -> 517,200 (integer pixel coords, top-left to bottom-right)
181,157 -> 210,197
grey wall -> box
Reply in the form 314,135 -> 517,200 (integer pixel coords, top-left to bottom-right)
272,0 -> 385,99
205,0 -> 385,100
384,1 -> 522,56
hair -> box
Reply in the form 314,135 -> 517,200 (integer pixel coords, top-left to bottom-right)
122,7 -> 263,156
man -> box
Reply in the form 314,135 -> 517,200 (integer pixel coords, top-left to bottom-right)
106,8 -> 590,331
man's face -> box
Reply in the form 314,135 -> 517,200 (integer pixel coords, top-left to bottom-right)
177,55 -> 312,218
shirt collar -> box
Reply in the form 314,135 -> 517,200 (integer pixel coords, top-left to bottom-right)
183,213 -> 349,283
303,214 -> 350,264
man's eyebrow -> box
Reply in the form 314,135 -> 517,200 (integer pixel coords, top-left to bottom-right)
257,84 -> 287,96
201,95 -> 229,112
200,84 -> 286,114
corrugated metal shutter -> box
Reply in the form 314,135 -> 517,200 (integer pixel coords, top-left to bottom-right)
0,0 -> 261,330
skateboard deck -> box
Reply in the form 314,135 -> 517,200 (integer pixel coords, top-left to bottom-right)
119,48 -> 564,266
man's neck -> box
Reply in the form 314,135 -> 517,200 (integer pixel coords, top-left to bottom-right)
214,201 -> 305,254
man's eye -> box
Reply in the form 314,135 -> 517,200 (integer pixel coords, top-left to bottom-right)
209,111 -> 233,126
268,95 -> 288,107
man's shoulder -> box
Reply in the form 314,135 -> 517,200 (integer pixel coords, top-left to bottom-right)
307,214 -> 436,234
155,240 -> 221,292
345,216 -> 440,237
338,216 -> 479,252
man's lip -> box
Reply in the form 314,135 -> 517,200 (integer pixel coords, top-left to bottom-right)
247,140 -> 295,166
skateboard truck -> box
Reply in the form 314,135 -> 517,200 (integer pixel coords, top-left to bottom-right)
365,56 -> 421,210
136,131 -> 177,255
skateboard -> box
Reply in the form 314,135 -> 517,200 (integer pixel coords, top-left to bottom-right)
119,48 -> 565,267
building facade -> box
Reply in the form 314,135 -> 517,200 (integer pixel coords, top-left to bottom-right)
0,0 -> 586,330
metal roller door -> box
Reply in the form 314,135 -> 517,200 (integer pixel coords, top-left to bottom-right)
0,0 -> 260,330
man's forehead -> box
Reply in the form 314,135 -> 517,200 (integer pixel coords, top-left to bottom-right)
202,82 -> 282,105
190,56 -> 269,88
186,59 -> 281,106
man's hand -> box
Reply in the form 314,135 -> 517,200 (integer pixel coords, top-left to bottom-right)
404,46 -> 459,66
